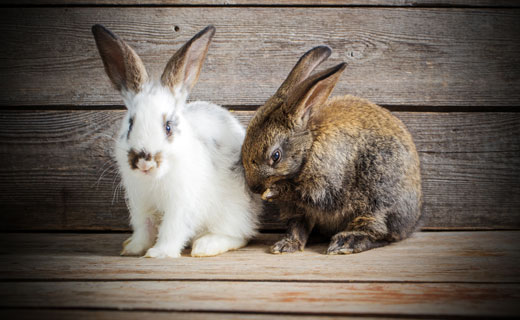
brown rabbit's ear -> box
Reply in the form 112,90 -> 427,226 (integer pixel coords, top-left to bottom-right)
285,62 -> 347,127
92,24 -> 148,93
161,25 -> 216,94
276,46 -> 332,97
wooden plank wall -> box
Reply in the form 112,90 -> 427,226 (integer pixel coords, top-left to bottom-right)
0,1 -> 519,231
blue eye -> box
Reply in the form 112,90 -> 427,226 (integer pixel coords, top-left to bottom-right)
271,149 -> 281,164
165,121 -> 172,136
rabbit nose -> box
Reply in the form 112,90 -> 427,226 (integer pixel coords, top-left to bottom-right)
136,158 -> 156,173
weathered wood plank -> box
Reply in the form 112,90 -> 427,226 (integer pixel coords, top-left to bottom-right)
1,110 -> 519,231
1,232 -> 519,282
2,280 -> 519,317
0,310 -> 402,320
1,8 -> 519,107
5,0 -> 519,7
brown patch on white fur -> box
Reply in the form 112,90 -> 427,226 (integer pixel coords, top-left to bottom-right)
154,152 -> 163,169
127,149 -> 152,170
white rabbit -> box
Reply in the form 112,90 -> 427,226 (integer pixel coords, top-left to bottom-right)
92,24 -> 261,258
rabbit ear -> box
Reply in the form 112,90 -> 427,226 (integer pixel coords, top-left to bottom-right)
276,46 -> 332,97
161,25 -> 216,95
252,46 -> 332,121
285,62 -> 347,127
92,24 -> 148,93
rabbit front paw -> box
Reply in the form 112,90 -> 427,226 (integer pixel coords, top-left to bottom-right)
270,237 -> 303,254
144,246 -> 181,259
326,232 -> 374,255
121,236 -> 150,256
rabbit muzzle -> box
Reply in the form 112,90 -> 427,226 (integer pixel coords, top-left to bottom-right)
248,176 -> 285,202
128,149 -> 163,175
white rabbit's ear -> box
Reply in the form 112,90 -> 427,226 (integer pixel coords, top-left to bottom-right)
276,46 -> 331,97
161,25 -> 216,95
92,24 -> 148,93
285,62 -> 346,128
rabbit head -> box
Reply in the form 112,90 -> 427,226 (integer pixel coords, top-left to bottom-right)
92,25 -> 215,179
242,46 -> 346,200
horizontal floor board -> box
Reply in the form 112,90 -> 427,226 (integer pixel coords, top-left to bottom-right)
5,1 -> 519,7
0,310 -> 402,320
2,280 -> 519,317
1,110 -> 519,231
1,8 -> 519,107
1,232 -> 519,282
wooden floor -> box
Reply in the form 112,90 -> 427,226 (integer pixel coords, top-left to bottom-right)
1,231 -> 519,319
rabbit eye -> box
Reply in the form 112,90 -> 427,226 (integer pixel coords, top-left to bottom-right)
127,117 -> 134,139
270,149 -> 282,165
165,121 -> 172,136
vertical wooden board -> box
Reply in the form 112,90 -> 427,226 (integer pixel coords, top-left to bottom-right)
1,110 -> 519,230
1,8 -> 519,106
0,110 -> 127,230
419,151 -> 520,228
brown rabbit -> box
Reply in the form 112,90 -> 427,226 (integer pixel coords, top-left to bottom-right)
241,46 -> 422,254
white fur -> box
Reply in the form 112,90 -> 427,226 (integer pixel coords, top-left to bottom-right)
116,83 -> 261,258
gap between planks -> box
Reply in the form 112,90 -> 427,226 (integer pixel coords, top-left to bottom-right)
2,279 -> 520,285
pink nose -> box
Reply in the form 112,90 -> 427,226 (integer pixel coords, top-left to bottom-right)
136,159 -> 156,173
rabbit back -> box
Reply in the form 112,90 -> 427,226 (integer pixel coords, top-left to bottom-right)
296,95 -> 422,240
241,46 -> 422,254
184,100 -> 245,164
183,101 -> 260,236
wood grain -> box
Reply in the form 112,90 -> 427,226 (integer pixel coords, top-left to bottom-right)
1,8 -> 519,107
0,310 -> 404,320
1,232 -> 519,282
2,280 -> 519,317
1,110 -> 519,231
5,0 -> 519,7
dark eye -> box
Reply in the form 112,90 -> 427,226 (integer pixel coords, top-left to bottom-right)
127,117 -> 134,139
165,121 -> 172,136
270,149 -> 281,164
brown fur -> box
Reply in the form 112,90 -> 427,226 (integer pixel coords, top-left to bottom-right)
154,152 -> 163,168
92,25 -> 148,92
92,24 -> 215,95
161,26 -> 215,93
242,47 -> 422,255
